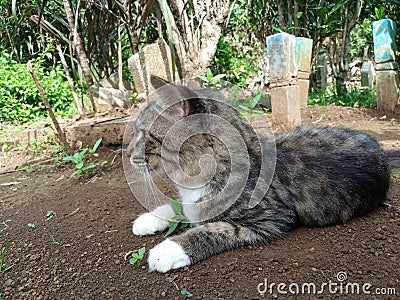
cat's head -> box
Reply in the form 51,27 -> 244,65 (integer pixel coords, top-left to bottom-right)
126,76 -> 223,181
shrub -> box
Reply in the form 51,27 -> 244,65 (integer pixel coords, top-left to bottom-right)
0,52 -> 76,123
308,88 -> 377,108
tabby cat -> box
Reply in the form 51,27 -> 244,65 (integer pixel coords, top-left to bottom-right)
126,75 -> 390,273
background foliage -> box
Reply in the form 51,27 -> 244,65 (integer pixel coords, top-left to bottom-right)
0,51 -> 75,123
0,0 -> 399,124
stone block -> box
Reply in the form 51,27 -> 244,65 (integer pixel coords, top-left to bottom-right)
376,70 -> 400,114
128,39 -> 180,97
298,79 -> 310,108
316,53 -> 328,92
295,37 -> 313,73
90,86 -> 134,113
373,19 -> 397,64
270,86 -> 301,127
266,33 -> 297,84
360,61 -> 374,89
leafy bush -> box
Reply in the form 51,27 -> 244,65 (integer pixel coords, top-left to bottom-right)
0,52 -> 76,123
211,1 -> 262,88
308,88 -> 377,108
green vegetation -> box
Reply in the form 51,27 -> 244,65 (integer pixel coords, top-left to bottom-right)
198,68 -> 226,88
0,241 -> 14,273
129,247 -> 146,265
45,210 -> 55,221
63,138 -> 107,178
0,52 -> 76,123
172,280 -> 193,298
308,88 -> 377,107
165,197 -> 191,237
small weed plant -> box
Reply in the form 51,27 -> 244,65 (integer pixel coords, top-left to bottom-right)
165,196 -> 191,237
0,241 -> 14,272
129,247 -> 146,265
63,138 -> 107,177
232,91 -> 265,115
198,68 -> 226,88
45,210 -> 55,221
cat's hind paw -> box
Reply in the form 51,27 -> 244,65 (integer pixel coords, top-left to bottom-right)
148,240 -> 191,273
132,213 -> 170,236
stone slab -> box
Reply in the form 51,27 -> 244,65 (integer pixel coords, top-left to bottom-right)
298,79 -> 310,108
360,61 -> 374,88
266,33 -> 297,83
375,70 -> 400,114
295,37 -> 313,73
128,39 -> 180,98
270,85 -> 301,127
373,19 -> 397,64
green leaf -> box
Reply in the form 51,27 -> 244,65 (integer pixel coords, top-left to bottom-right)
165,221 -> 179,237
138,247 -> 146,257
181,288 -> 193,297
248,92 -> 262,108
129,257 -> 138,265
75,161 -> 84,169
71,169 -> 82,177
170,196 -> 182,215
92,138 -> 102,152
27,223 -> 36,228
206,68 -> 213,79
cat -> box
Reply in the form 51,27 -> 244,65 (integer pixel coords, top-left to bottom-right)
126,75 -> 390,273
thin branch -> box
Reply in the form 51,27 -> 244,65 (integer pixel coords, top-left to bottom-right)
27,61 -> 72,154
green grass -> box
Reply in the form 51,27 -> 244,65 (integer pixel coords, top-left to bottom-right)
308,88 -> 376,108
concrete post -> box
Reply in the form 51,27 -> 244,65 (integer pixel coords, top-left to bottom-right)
295,37 -> 313,107
266,33 -> 301,127
128,39 -> 180,100
360,61 -> 375,89
373,19 -> 399,114
316,52 -> 328,92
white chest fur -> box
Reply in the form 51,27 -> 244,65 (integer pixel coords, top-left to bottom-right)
177,186 -> 207,224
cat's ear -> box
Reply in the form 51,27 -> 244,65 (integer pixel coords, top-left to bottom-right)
150,75 -> 170,90
150,75 -> 194,117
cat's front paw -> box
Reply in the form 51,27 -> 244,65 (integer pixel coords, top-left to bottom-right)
148,240 -> 191,273
132,213 -> 170,236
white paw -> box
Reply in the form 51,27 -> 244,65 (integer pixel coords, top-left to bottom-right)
132,212 -> 170,236
148,240 -> 191,273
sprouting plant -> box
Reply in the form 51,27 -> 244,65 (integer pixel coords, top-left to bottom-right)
27,223 -> 36,228
50,235 -> 59,244
45,210 -> 55,221
0,219 -> 11,234
235,91 -> 265,114
63,138 -> 107,177
181,288 -> 193,298
70,208 -> 80,215
165,196 -> 191,237
0,241 -> 14,272
198,68 -> 226,88
172,280 -> 193,298
129,247 -> 146,265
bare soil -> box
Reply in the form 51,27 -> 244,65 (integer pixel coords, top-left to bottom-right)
1,105 -> 399,300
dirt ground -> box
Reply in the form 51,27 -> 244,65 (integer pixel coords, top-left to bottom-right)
1,105 -> 399,300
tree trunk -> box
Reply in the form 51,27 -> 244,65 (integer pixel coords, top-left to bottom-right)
328,1 -> 362,96
62,0 -> 97,111
162,0 -> 229,77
